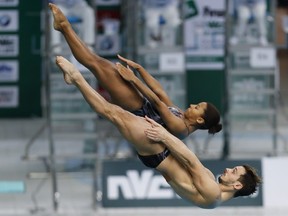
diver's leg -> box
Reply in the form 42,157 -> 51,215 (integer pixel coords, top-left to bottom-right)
49,3 -> 143,110
55,56 -> 164,156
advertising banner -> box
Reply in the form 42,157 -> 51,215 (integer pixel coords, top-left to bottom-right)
0,60 -> 18,82
0,0 -> 18,7
0,86 -> 18,107
0,35 -> 18,56
0,10 -> 18,31
184,0 -> 225,69
0,1 -> 41,117
102,159 -> 262,207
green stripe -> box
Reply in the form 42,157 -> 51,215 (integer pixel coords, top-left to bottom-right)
186,56 -> 224,63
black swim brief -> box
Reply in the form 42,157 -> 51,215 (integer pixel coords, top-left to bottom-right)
138,148 -> 170,168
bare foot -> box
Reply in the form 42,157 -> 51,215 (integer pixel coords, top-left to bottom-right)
48,3 -> 69,32
55,56 -> 81,85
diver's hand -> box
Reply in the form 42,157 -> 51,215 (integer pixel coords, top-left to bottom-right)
115,62 -> 136,82
144,116 -> 168,142
117,54 -> 142,70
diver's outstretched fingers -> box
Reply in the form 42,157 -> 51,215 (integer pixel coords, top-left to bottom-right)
117,54 -> 141,70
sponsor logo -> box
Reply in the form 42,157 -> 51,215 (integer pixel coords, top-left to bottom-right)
0,89 -> 13,102
184,0 -> 199,19
0,35 -> 18,56
0,38 -> 12,45
203,6 -> 225,17
0,14 -> 10,27
0,86 -> 18,107
0,64 -> 12,72
0,10 -> 18,31
0,60 -> 18,82
107,170 -> 178,200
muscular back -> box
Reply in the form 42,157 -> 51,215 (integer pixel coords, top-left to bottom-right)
156,155 -> 220,207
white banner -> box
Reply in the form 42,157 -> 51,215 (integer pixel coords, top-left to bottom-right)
0,10 -> 18,32
0,0 -> 18,7
184,0 -> 225,69
263,157 -> 288,207
0,60 -> 18,82
250,47 -> 276,68
0,86 -> 18,107
0,34 -> 18,56
159,52 -> 185,73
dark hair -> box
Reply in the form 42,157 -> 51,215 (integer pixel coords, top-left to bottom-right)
233,164 -> 262,197
198,102 -> 222,134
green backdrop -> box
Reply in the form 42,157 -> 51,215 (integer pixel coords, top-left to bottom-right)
0,1 -> 42,118
186,70 -> 225,115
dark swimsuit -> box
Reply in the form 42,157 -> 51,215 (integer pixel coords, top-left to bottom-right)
131,98 -> 182,128
138,148 -> 170,168
131,98 -> 165,126
132,98 -> 183,168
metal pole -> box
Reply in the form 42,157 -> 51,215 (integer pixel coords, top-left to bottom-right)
271,0 -> 278,156
221,0 -> 230,159
42,0 -> 59,211
273,8 -> 279,157
91,0 -> 99,210
122,0 -> 138,60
